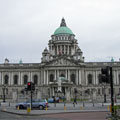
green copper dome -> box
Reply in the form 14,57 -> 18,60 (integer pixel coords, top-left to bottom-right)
54,26 -> 73,35
54,18 -> 73,35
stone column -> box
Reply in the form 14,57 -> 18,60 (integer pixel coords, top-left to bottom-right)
44,70 -> 46,85
76,70 -> 78,85
9,72 -> 11,86
21,72 -> 23,85
0,72 -> 1,85
93,71 -> 96,85
1,72 -> 3,85
29,72 -> 31,82
68,45 -> 69,55
65,70 -> 67,79
47,70 -> 49,85
79,70 -> 81,85
53,87 -> 55,96
30,72 -> 32,82
115,70 -> 117,85
95,71 -> 98,85
55,70 -> 56,80
68,70 -> 70,82
18,72 -> 21,85
64,45 -> 65,54
116,71 -> 119,85
57,45 -> 58,55
57,70 -> 59,79
85,72 -> 88,85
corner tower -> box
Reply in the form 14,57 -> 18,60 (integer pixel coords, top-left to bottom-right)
41,18 -> 84,62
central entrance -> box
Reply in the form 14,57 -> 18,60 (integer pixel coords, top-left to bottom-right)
49,76 -> 72,101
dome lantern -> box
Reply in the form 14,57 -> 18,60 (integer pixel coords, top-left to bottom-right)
54,18 -> 73,35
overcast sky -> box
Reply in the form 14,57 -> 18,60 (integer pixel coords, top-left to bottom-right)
0,0 -> 120,63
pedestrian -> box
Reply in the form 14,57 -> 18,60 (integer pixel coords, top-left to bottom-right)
73,98 -> 77,104
54,97 -> 56,103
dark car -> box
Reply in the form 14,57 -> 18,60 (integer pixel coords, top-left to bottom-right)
16,99 -> 48,110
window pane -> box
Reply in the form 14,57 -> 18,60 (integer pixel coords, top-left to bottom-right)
14,75 -> 18,85
34,75 -> 38,85
24,75 -> 28,84
4,75 -> 9,85
50,74 -> 54,82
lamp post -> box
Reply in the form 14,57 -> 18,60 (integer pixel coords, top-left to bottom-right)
2,85 -> 6,102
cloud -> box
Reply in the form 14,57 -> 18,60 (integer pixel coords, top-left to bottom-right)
0,0 -> 120,63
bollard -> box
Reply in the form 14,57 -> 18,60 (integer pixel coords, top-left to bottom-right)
64,102 -> 66,110
64,105 -> 66,110
17,106 -> 19,110
27,104 -> 31,114
93,102 -> 94,107
80,106 -> 83,110
9,102 -> 10,107
73,103 -> 75,107
0,102 -> 1,106
54,103 -> 56,107
83,102 -> 85,107
110,105 -> 112,113
45,106 -> 48,111
102,102 -> 104,106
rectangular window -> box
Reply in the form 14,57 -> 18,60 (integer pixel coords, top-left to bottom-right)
98,88 -> 101,95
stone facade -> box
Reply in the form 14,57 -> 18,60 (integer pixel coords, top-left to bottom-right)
0,18 -> 120,101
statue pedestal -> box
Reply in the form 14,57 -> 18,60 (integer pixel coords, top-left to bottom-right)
12,91 -> 17,102
66,89 -> 70,101
92,90 -> 96,101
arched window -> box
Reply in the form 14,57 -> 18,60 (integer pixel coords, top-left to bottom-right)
23,75 -> 28,84
14,75 -> 18,85
98,74 -> 102,84
119,74 -> 120,85
4,75 -> 9,85
71,74 -> 76,84
98,88 -> 101,95
60,74 -> 65,77
6,88 -> 8,94
88,74 -> 93,84
50,74 -> 54,82
33,75 -> 38,85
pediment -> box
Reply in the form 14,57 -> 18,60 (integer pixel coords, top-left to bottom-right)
45,57 -> 77,66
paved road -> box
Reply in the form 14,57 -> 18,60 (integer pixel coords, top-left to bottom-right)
0,111 -> 62,120
42,111 -> 110,120
0,111 -> 109,120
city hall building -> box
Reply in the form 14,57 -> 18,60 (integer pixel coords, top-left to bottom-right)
0,18 -> 120,101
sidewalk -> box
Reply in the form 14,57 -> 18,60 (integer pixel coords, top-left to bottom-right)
0,102 -> 110,116
0,107 -> 109,116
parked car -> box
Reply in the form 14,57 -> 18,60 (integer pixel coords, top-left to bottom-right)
16,99 -> 48,110
48,97 -> 59,103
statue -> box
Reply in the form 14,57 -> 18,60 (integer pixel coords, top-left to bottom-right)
58,77 -> 62,92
